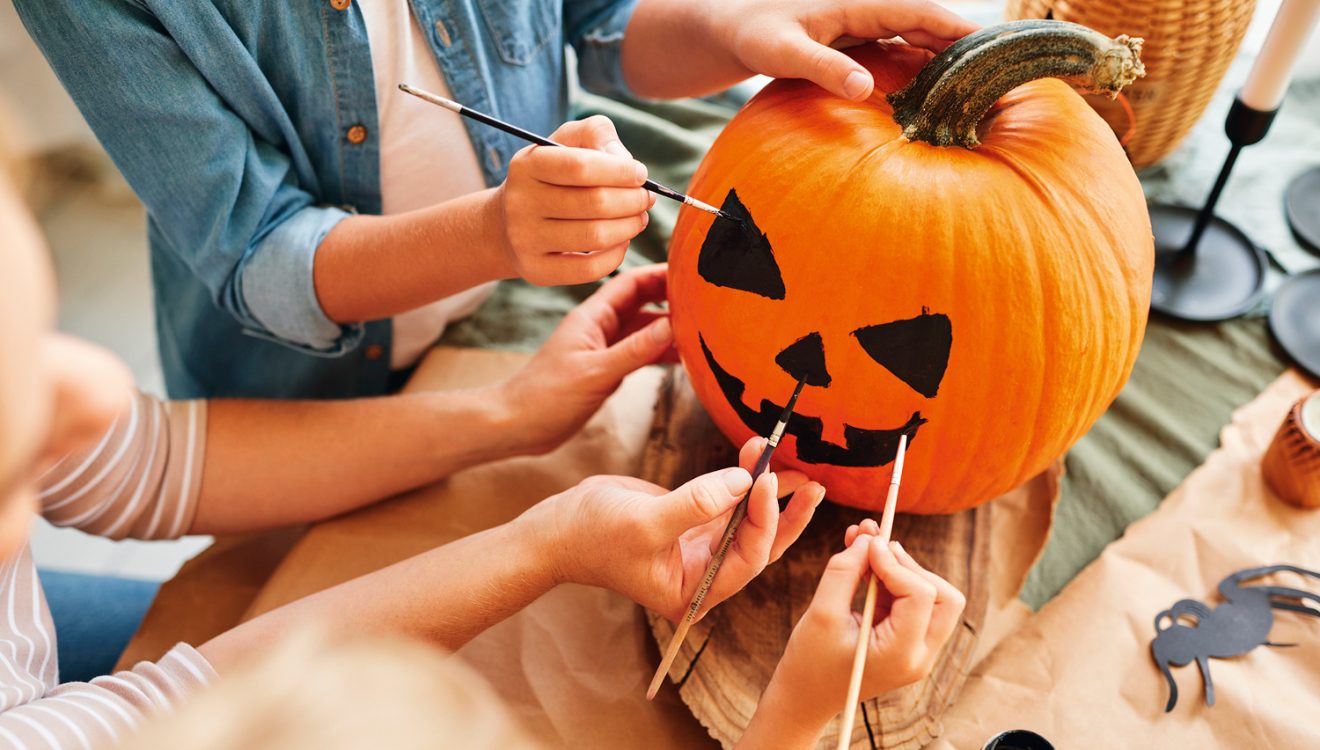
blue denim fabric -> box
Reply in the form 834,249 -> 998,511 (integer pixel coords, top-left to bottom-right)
39,569 -> 159,683
15,0 -> 639,398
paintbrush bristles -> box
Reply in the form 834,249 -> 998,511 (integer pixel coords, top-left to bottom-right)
835,433 -> 908,750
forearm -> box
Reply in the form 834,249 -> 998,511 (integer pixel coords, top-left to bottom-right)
189,386 -> 520,535
737,666 -> 835,750
621,0 -> 750,98
198,510 -> 560,671
313,188 -> 514,323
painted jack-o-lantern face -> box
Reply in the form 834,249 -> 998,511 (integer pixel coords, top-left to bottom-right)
696,188 -> 949,469
667,42 -> 1152,515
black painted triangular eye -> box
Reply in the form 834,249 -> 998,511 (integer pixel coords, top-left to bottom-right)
697,188 -> 786,300
852,311 -> 952,398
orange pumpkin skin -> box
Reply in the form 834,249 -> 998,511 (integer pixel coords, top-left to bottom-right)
668,43 -> 1153,515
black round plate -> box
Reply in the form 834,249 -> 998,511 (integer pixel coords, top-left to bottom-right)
1269,268 -> 1320,380
1148,204 -> 1267,322
1285,167 -> 1320,257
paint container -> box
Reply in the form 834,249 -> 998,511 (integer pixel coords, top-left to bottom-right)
981,729 -> 1054,750
1262,390 -> 1320,508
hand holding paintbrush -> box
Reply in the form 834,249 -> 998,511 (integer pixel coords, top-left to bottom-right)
735,437 -> 967,749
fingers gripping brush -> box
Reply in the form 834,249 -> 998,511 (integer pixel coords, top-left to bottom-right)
835,433 -> 909,750
647,375 -> 809,700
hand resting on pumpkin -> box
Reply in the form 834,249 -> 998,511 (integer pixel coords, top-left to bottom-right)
737,520 -> 967,749
623,0 -> 979,101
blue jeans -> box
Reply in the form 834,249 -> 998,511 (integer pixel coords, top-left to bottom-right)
38,570 -> 159,683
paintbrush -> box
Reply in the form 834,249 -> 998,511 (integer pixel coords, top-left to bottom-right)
834,432 -> 909,750
647,374 -> 809,700
398,83 -> 737,223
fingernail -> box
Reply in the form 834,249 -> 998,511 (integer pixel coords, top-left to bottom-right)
892,541 -> 904,555
634,161 -> 648,184
766,472 -> 779,497
813,485 -> 826,506
723,468 -> 752,494
650,316 -> 672,344
843,70 -> 871,100
604,140 -> 632,158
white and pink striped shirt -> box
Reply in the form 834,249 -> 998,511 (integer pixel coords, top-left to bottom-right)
0,392 -> 216,749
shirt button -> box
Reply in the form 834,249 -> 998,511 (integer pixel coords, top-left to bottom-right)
329,0 -> 351,10
364,344 -> 384,361
434,20 -> 452,48
346,125 -> 368,145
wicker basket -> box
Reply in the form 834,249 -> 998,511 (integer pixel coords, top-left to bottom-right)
1007,0 -> 1256,170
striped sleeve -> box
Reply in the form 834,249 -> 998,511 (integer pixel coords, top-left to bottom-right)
37,392 -> 207,540
0,644 -> 216,750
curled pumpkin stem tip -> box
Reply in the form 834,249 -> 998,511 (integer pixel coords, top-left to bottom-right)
889,20 -> 1146,149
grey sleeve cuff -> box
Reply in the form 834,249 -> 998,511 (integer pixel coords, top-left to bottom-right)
571,0 -> 642,99
237,205 -> 365,356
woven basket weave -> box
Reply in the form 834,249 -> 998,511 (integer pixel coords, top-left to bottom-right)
1007,0 -> 1256,169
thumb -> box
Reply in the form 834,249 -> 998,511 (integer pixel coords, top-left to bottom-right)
808,534 -> 873,613
551,114 -> 632,158
655,467 -> 752,536
782,36 -> 874,101
599,316 -> 673,378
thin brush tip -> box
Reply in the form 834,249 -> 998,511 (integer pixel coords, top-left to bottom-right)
778,376 -> 809,422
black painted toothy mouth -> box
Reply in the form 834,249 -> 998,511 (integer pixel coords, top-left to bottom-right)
699,336 -> 924,467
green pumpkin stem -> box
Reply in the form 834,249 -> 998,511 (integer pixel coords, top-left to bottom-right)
889,20 -> 1145,149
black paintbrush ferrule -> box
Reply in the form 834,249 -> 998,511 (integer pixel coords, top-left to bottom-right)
643,179 -> 685,202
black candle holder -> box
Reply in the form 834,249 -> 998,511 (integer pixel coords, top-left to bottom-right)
1149,99 -> 1277,322
1285,166 -> 1320,256
1269,268 -> 1320,380
1272,167 -> 1320,379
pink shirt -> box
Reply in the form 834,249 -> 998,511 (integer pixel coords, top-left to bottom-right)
0,393 -> 215,748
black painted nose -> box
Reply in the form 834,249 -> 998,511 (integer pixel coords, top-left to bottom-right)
775,332 -> 832,386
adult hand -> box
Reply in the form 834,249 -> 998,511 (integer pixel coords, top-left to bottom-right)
711,0 -> 979,101
768,520 -> 966,726
495,264 -> 674,456
539,437 -> 826,621
495,115 -> 655,285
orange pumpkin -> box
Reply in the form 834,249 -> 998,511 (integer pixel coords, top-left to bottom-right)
668,21 -> 1154,514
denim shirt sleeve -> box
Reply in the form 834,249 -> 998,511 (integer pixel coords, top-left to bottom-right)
14,0 -> 360,355
564,0 -> 641,98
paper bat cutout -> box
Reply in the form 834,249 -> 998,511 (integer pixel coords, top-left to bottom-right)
1151,564 -> 1320,712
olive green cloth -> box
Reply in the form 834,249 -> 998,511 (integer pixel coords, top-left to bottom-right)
440,88 -> 1292,608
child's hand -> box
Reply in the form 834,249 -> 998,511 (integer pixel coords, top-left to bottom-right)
496,115 -> 655,285
712,0 -> 979,101
757,522 -> 966,736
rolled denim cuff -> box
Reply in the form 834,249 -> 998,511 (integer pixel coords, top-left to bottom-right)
574,0 -> 641,99
238,206 -> 364,355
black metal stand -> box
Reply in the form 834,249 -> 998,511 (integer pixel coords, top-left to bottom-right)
1149,99 -> 1277,322
1285,166 -> 1320,256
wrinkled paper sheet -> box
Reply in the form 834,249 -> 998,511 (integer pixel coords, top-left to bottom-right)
930,370 -> 1320,749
